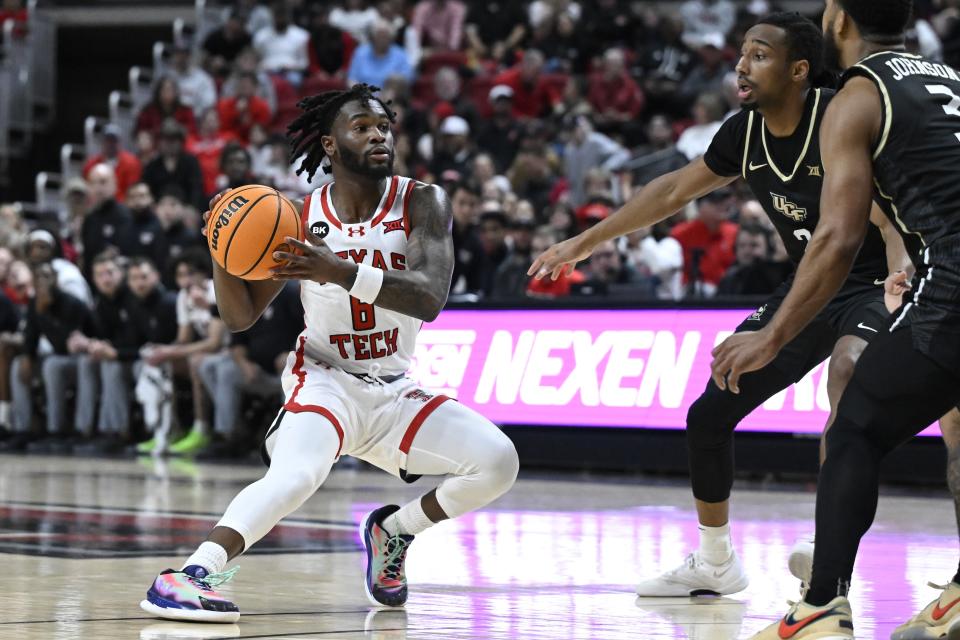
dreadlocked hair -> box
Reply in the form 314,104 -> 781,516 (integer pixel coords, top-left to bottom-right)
287,83 -> 397,181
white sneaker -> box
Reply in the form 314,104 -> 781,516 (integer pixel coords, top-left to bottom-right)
635,551 -> 749,596
788,535 -> 815,590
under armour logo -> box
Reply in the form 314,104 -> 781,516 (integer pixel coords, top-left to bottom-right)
347,226 -> 366,238
807,165 -> 822,177
771,193 -> 808,222
310,222 -> 330,239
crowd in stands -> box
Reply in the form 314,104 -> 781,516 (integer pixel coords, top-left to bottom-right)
0,0 -> 954,459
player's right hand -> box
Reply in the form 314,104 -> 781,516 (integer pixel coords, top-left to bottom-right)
201,190 -> 231,238
528,237 -> 593,281
883,269 -> 912,313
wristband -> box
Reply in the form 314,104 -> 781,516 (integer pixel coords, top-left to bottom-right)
348,263 -> 383,303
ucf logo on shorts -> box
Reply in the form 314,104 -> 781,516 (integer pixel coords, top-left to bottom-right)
771,193 -> 808,222
748,304 -> 767,321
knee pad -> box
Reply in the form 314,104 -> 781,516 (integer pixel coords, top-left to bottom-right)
824,416 -> 885,461
686,389 -> 738,453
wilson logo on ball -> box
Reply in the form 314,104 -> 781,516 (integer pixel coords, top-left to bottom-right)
210,195 -> 250,251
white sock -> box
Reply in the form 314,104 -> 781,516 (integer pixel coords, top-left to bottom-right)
182,541 -> 228,575
698,523 -> 733,565
191,420 -> 209,436
0,401 -> 10,426
381,500 -> 435,536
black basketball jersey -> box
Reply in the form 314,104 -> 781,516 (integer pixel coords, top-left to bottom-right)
704,88 -> 887,288
842,51 -> 960,373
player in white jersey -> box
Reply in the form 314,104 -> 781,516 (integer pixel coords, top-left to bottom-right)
140,84 -> 519,622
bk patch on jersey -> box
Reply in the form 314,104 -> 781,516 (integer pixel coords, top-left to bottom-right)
311,221 -> 330,239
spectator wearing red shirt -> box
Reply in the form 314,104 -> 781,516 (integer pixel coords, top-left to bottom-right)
411,0 -> 467,52
186,109 -> 238,198
216,71 -> 271,145
587,48 -> 646,144
670,188 -> 738,297
136,76 -> 197,138
82,124 -> 142,204
0,0 -> 27,38
493,50 -> 561,119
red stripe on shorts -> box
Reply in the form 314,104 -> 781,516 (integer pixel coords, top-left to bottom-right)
399,394 -> 450,455
283,335 -> 344,456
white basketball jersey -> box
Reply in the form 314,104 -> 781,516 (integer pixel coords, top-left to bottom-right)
297,175 -> 421,376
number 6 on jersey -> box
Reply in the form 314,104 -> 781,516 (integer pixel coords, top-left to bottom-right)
351,296 -> 376,331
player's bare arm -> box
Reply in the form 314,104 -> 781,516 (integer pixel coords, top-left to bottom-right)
710,77 -> 882,392
202,192 -> 302,331
272,183 -> 454,322
529,157 -> 735,280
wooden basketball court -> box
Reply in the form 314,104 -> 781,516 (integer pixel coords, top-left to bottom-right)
0,453 -> 951,639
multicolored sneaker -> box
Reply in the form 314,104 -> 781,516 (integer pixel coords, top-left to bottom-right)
169,428 -> 211,456
748,596 -> 853,639
891,581 -> 960,640
140,565 -> 240,623
360,505 -> 414,607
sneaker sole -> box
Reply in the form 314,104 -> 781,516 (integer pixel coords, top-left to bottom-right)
359,511 -> 405,609
140,599 -> 239,623
893,615 -> 960,640
635,573 -> 750,597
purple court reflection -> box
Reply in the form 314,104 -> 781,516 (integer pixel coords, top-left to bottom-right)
354,500 -> 955,639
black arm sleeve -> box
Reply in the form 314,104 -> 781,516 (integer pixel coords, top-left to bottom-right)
702,111 -> 749,178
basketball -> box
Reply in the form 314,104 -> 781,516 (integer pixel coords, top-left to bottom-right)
207,185 -> 302,281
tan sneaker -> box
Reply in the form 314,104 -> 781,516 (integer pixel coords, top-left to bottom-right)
748,596 -> 854,639
891,581 -> 960,640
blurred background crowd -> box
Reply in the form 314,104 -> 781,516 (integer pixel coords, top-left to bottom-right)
0,0 -> 952,460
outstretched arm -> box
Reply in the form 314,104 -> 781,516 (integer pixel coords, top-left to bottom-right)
272,184 -> 454,322
529,157 -> 734,280
710,77 -> 882,392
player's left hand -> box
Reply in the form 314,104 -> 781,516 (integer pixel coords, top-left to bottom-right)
270,227 -> 345,284
710,330 -> 779,394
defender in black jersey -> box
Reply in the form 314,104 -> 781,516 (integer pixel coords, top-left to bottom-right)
530,12 -> 908,598
711,1 -> 960,638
